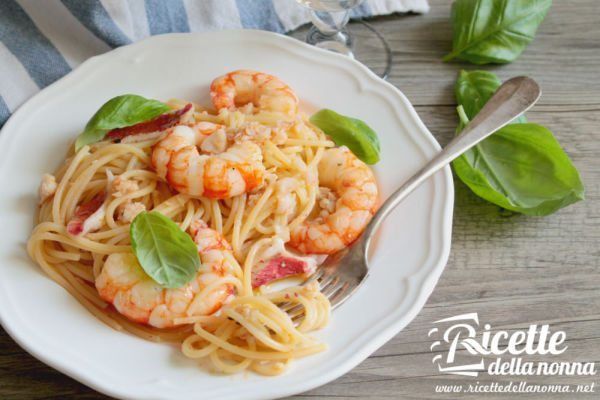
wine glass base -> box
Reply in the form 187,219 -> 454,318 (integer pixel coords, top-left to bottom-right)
292,20 -> 392,79
306,27 -> 354,57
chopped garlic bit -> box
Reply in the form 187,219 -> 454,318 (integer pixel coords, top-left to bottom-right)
38,173 -> 57,204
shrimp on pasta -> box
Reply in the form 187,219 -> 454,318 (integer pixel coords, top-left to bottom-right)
290,146 -> 378,254
28,69 -> 380,376
210,70 -> 298,116
95,221 -> 237,328
151,125 -> 265,199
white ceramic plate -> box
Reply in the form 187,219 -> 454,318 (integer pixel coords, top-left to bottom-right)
0,30 -> 453,400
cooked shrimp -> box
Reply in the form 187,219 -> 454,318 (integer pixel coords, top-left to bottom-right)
151,125 -> 265,199
289,147 -> 378,254
117,201 -> 145,223
186,120 -> 228,154
112,176 -> 138,197
210,70 -> 298,116
95,221 -> 236,328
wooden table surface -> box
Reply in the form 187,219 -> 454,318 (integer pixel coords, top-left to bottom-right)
1,1 -> 598,399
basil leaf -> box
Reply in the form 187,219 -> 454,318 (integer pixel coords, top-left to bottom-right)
456,70 -> 527,131
130,211 -> 200,289
75,94 -> 170,151
310,109 -> 380,164
453,123 -> 584,215
444,0 -> 552,64
452,71 -> 584,216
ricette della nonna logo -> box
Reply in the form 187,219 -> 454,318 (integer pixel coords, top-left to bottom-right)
428,313 -> 596,378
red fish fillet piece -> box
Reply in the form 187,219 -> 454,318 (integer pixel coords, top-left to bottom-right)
106,103 -> 192,140
66,192 -> 106,235
252,255 -> 311,288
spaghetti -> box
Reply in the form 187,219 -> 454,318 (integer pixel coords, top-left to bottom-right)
28,70 -> 377,375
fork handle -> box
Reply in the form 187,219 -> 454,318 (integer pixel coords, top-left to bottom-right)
361,76 -> 541,253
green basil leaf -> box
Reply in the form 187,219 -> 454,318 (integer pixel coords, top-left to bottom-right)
75,94 -> 170,151
444,0 -> 552,64
456,70 -> 527,131
454,70 -> 584,215
310,109 -> 380,164
453,123 -> 584,215
130,211 -> 200,289
452,71 -> 584,215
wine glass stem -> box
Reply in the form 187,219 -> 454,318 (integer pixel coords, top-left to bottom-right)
310,9 -> 350,35
307,9 -> 353,56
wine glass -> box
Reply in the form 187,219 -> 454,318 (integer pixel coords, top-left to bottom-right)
295,0 -> 392,79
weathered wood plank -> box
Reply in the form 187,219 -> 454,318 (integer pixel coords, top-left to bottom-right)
364,0 -> 600,106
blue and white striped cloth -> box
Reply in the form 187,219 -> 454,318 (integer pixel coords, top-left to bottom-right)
0,0 -> 429,127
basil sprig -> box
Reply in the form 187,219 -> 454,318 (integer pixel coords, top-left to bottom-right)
130,211 -> 200,289
444,0 -> 552,64
452,70 -> 584,216
310,109 -> 380,164
75,94 -> 170,151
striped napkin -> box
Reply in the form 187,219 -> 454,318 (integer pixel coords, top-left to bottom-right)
0,0 -> 429,127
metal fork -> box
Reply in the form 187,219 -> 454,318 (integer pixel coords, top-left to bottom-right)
284,76 -> 541,319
